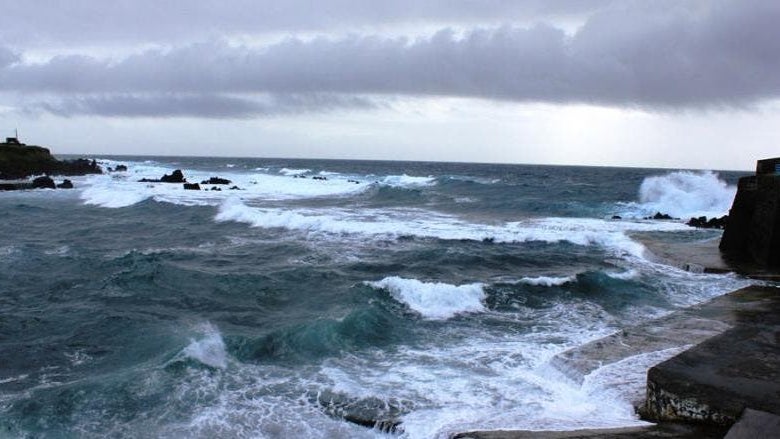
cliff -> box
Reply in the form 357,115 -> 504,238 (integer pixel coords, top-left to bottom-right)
0,141 -> 101,179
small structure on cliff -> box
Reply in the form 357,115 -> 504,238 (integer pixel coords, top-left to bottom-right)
720,157 -> 780,267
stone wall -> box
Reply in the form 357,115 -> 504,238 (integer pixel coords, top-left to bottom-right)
720,158 -> 780,267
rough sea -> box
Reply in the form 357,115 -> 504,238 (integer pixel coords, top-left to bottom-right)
0,157 -> 753,438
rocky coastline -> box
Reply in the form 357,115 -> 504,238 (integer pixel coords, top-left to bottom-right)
0,138 -> 101,189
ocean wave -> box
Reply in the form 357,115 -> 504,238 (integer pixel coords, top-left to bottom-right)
379,174 -> 436,187
215,199 -> 690,258
517,275 -> 576,287
180,323 -> 229,369
279,167 -> 310,176
79,161 -> 370,208
366,276 -> 486,320
623,170 -> 736,219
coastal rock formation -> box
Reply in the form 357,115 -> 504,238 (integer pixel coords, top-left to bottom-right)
647,212 -> 677,220
687,215 -> 728,229
720,157 -> 780,267
139,169 -> 187,183
0,139 -> 102,179
183,183 -> 200,190
161,169 -> 186,183
313,390 -> 406,434
56,179 -> 74,189
200,176 -> 231,185
32,176 -> 55,189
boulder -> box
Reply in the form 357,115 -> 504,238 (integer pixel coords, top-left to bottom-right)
139,169 -> 187,183
56,179 -> 74,189
160,169 -> 186,183
313,390 -> 406,434
32,176 -> 56,189
114,164 -> 128,172
652,212 -> 675,220
200,176 -> 231,185
688,215 -> 728,229
183,183 -> 201,190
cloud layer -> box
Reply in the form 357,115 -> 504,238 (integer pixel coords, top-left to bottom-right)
2,0 -> 779,118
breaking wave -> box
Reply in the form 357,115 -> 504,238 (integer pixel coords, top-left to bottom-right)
366,276 -> 486,320
635,171 -> 736,219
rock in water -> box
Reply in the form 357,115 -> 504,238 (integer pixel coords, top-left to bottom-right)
32,176 -> 56,189
56,179 -> 74,189
312,390 -> 408,434
160,169 -> 186,183
200,176 -> 231,185
183,183 -> 201,190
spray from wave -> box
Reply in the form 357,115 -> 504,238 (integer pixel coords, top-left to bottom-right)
635,171 -> 736,219
180,323 -> 229,369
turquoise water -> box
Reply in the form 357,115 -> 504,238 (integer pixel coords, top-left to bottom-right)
0,157 -> 751,438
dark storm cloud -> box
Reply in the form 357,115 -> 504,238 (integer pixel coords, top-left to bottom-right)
3,0 -> 608,46
24,94 -> 378,118
2,0 -> 779,118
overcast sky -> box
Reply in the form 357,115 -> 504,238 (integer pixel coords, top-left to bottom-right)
1,0 -> 778,170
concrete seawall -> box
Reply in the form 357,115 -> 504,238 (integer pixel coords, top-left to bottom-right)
454,285 -> 780,439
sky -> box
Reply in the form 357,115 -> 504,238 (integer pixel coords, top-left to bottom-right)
1,0 -> 779,170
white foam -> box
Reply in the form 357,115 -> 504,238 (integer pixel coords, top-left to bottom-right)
215,199 -> 691,258
366,276 -> 486,320
379,174 -> 436,187
518,275 -> 576,286
279,167 -> 310,176
80,177 -> 151,208
631,170 -> 736,219
181,323 -> 229,370
582,346 -> 691,405
605,269 -> 640,280
78,160 -> 371,208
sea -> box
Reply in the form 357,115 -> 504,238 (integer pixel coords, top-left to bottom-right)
0,156 -> 755,438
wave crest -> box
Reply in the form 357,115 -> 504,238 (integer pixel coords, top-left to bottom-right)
366,276 -> 486,320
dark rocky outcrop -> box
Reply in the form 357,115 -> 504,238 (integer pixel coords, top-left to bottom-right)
647,212 -> 676,220
31,176 -> 55,189
200,176 -> 231,185
139,169 -> 187,183
161,169 -> 186,183
313,390 -> 407,434
114,164 -> 127,172
687,215 -> 728,229
56,179 -> 74,189
0,141 -> 102,179
183,183 -> 201,190
720,157 -> 780,267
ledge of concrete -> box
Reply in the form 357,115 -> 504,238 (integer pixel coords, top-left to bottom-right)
452,422 -> 728,439
640,286 -> 780,425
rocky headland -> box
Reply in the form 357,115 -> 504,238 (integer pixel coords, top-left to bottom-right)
0,138 -> 102,189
